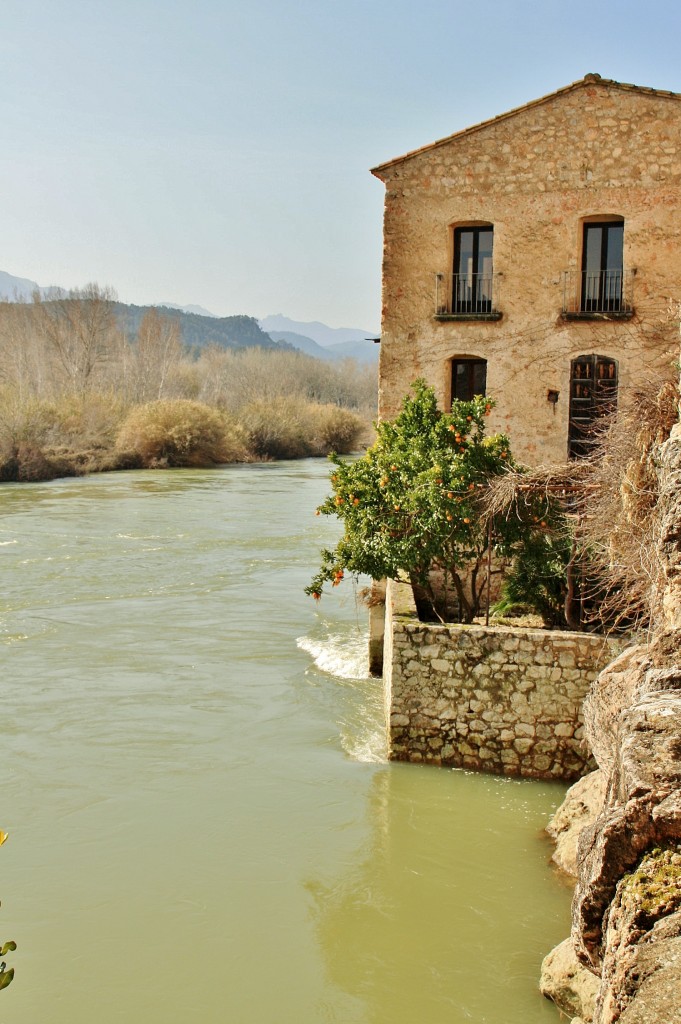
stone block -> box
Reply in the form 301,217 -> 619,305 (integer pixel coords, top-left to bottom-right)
390,714 -> 410,727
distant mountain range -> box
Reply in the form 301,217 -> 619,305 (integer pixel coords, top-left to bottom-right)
0,269 -> 42,300
0,271 -> 379,363
117,304 -> 278,351
259,315 -> 379,364
157,302 -> 219,319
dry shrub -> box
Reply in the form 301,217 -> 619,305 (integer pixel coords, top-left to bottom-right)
0,390 -> 61,480
0,391 -> 132,479
42,391 -> 129,451
578,373 -> 679,629
308,403 -> 366,454
483,372 -> 680,632
194,345 -> 377,419
116,399 -> 247,467
240,398 -> 365,459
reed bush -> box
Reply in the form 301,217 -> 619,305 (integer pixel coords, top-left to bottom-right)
240,398 -> 364,459
115,399 -> 248,467
307,403 -> 366,454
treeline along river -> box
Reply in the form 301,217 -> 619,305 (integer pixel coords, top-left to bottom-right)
1,460 -> 570,1023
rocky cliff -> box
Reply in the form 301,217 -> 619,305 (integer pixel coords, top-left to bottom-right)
542,411 -> 681,1023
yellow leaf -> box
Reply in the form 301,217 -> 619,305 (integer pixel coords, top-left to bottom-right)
0,832 -> 8,847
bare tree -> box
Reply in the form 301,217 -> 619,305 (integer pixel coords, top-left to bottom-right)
34,283 -> 119,392
0,301 -> 52,400
128,309 -> 183,402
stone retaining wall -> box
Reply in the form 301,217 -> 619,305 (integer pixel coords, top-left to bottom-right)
384,579 -> 620,780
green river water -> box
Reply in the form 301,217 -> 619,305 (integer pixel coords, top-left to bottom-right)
0,461 -> 571,1023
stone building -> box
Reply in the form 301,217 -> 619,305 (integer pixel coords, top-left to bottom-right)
371,74 -> 681,464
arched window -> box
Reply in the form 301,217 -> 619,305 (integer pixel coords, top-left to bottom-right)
451,357 -> 487,404
568,354 -> 618,458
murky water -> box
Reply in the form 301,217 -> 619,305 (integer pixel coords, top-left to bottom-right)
0,462 -> 570,1023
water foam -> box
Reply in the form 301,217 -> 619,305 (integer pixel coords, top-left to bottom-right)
297,629 -> 388,762
297,631 -> 369,680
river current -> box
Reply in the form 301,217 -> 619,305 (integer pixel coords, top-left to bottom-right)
0,461 -> 570,1023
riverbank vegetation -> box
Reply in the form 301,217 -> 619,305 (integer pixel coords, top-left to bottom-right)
0,287 -> 376,481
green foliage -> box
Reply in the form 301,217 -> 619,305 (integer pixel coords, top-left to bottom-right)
0,831 -> 15,992
494,523 -> 573,628
306,381 -> 518,621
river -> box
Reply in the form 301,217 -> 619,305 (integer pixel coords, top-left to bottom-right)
0,461 -> 570,1023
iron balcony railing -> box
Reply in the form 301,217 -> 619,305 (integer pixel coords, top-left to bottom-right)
435,272 -> 501,317
562,269 -> 634,316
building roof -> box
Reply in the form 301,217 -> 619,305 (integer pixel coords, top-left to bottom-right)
371,74 -> 681,178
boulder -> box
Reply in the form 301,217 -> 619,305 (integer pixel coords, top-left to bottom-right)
540,937 -> 599,1021
547,770 -> 607,877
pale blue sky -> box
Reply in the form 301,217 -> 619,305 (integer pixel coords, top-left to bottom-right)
1,0 -> 679,330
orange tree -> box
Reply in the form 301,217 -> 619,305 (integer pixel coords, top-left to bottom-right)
306,380 -> 522,622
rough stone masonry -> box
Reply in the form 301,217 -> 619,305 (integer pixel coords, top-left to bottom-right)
384,579 -> 620,780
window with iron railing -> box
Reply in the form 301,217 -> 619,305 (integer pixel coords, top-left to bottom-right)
562,218 -> 633,318
454,226 -> 493,313
435,224 -> 501,320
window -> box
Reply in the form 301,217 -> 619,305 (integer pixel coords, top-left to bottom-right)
453,226 -> 494,313
568,354 -> 618,458
451,358 -> 487,403
581,220 -> 624,313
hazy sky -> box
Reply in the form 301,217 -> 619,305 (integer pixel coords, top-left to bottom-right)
2,0 -> 680,330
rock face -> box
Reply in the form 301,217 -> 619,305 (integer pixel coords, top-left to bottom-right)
547,770 -> 607,877
546,420 -> 681,1024
573,645 -> 681,978
540,937 -> 600,1021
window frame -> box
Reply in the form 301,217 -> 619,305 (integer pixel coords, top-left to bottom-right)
450,357 -> 488,405
568,353 -> 618,459
580,218 -> 624,313
452,225 -> 494,314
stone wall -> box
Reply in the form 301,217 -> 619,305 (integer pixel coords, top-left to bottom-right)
384,579 -> 619,779
372,75 -> 681,466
